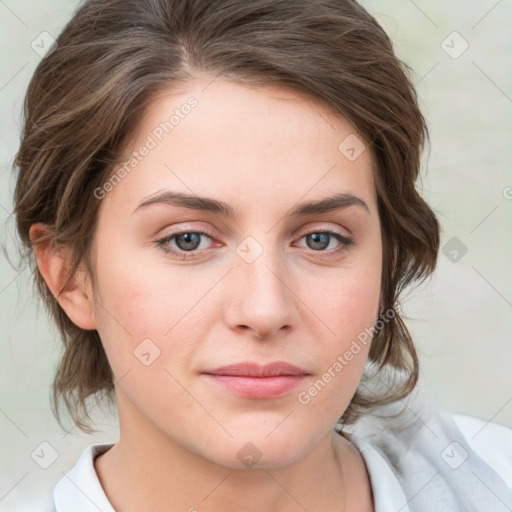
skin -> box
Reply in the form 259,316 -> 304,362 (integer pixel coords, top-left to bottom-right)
31,78 -> 382,511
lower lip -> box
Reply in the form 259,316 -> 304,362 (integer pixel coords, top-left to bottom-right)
203,374 -> 308,399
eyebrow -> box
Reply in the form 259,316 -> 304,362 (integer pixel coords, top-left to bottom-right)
133,190 -> 370,217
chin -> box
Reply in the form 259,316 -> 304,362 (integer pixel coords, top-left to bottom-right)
194,429 -> 315,471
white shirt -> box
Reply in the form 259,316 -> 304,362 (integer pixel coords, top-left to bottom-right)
18,411 -> 512,511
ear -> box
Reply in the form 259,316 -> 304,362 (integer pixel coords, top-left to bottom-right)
29,223 -> 98,330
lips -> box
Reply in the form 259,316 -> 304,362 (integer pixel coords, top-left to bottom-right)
201,362 -> 309,399
203,361 -> 309,377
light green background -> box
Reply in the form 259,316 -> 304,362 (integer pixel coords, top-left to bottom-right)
1,0 -> 511,505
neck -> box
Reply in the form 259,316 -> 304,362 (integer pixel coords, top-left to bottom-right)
94,392 -> 373,512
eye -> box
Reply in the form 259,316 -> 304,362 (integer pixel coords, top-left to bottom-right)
295,229 -> 354,254
155,229 -> 217,258
155,227 -> 354,260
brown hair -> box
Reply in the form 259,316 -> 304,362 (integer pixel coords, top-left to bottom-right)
13,0 -> 440,433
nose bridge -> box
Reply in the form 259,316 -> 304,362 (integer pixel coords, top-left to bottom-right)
240,248 -> 282,294
226,234 -> 296,337
236,235 -> 287,304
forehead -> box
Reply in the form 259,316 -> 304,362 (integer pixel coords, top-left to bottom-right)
103,78 -> 377,217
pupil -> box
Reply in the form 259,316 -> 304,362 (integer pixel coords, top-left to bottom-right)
177,233 -> 201,251
308,233 -> 329,250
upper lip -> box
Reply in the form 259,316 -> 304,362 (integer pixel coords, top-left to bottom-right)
202,362 -> 309,377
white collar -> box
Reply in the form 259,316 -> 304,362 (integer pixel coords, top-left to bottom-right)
351,435 -> 411,512
53,443 -> 115,512
53,439 -> 406,512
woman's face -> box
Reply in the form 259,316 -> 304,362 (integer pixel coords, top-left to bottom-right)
89,79 -> 382,468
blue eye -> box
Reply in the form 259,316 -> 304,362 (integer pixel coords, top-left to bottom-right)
155,228 -> 354,260
173,232 -> 203,251
297,230 -> 354,253
156,230 -> 215,258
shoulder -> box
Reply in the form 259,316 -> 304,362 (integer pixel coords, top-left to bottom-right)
347,406 -> 512,512
51,443 -> 115,512
1,495 -> 56,512
451,412 -> 512,487
3,443 -> 114,512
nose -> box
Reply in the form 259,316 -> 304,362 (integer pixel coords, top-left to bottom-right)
223,247 -> 299,340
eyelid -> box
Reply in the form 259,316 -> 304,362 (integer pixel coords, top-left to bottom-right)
295,223 -> 353,244
296,220 -> 353,237
298,225 -> 350,239
155,227 -> 220,258
294,227 -> 354,253
154,223 -> 354,259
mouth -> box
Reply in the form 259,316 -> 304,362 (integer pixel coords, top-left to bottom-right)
201,362 -> 310,399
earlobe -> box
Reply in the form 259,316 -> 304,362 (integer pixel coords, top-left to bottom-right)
29,223 -> 98,330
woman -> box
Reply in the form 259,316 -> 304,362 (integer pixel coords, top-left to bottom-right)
12,0 -> 512,510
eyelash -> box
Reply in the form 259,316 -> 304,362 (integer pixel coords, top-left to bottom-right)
155,229 -> 218,259
155,228 -> 354,260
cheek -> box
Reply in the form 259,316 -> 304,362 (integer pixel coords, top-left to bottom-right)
93,249 -> 199,333
313,261 -> 382,342
300,257 -> 381,405
90,247 -> 221,379
90,259 -> 204,413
